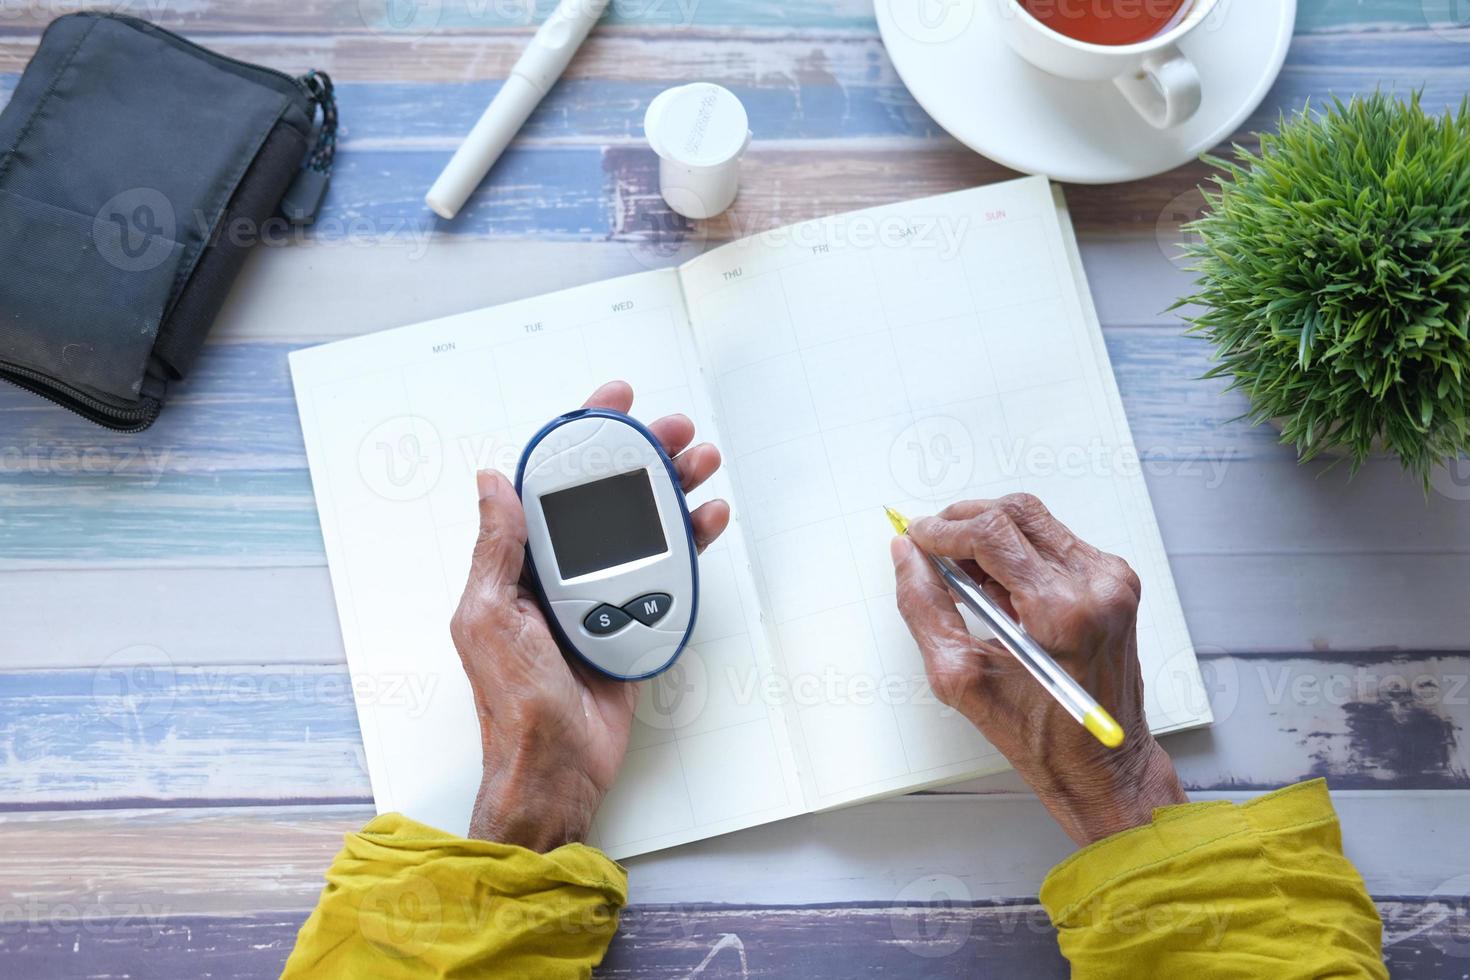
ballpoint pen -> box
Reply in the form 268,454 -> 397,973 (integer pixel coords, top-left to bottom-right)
885,506 -> 1125,749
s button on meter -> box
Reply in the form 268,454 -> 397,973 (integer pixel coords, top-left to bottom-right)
583,604 -> 631,636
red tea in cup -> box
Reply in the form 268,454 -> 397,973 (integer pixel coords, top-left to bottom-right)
1017,0 -> 1193,46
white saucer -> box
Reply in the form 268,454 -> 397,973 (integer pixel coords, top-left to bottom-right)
875,0 -> 1296,184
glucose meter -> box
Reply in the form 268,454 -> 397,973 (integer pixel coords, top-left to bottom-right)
515,408 -> 699,680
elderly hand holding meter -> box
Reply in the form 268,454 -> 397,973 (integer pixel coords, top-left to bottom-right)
448,381 -> 729,851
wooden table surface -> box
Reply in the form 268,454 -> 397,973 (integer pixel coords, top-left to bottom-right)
3,1 -> 1469,976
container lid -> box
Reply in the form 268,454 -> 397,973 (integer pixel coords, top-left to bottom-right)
644,83 -> 750,169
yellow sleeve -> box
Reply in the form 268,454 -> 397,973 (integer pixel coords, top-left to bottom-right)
1040,779 -> 1385,979
281,813 -> 627,979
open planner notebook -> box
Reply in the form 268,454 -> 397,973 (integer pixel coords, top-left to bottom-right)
290,175 -> 1211,859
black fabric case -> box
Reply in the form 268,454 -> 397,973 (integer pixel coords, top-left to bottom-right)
0,13 -> 319,430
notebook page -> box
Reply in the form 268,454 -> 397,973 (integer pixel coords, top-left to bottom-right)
1051,185 -> 1209,739
677,176 -> 1209,811
289,269 -> 805,859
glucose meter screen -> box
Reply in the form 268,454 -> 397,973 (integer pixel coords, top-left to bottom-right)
540,469 -> 668,580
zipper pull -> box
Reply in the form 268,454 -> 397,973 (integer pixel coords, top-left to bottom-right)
282,70 -> 338,224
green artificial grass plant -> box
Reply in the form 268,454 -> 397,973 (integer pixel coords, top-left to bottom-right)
1179,91 -> 1470,488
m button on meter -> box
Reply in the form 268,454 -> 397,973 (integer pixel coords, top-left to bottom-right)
584,604 -> 632,636
624,593 -> 672,626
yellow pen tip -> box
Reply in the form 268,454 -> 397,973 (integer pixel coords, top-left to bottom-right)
1083,707 -> 1126,749
883,505 -> 910,535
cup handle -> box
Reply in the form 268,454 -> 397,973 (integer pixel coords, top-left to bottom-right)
1112,45 -> 1202,129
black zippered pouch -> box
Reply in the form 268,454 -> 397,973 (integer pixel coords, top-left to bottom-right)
0,12 -> 336,431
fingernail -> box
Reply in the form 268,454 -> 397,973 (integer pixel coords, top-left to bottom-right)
476,470 -> 499,500
889,535 -> 911,565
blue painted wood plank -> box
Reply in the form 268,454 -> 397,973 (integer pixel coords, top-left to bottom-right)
243,69 -> 1470,240
0,666 -> 371,805
0,470 -> 322,565
1,28 -> 1466,242
328,78 -> 942,142
2,653 -> 1465,809
0,331 -> 1266,462
1299,1 -> 1470,33
0,330 -> 1278,564
0,900 -> 1458,977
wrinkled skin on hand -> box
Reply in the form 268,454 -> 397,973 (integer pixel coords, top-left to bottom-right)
892,493 -> 1186,845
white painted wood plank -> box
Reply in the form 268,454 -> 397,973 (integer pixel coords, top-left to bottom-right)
1,792 -> 1464,913
623,791 -> 1470,904
211,231 -> 1197,343
1170,553 -> 1470,653
1146,459 -> 1470,651
0,568 -> 344,670
1080,233 -> 1202,328
213,240 -> 665,343
1148,460 -> 1470,557
4,495 -> 1466,672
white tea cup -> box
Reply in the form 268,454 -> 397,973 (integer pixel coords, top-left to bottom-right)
996,0 -> 1222,129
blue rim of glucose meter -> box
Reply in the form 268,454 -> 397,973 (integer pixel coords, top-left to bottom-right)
514,407 -> 700,681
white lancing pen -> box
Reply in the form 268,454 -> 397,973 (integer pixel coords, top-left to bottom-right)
425,0 -> 612,220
